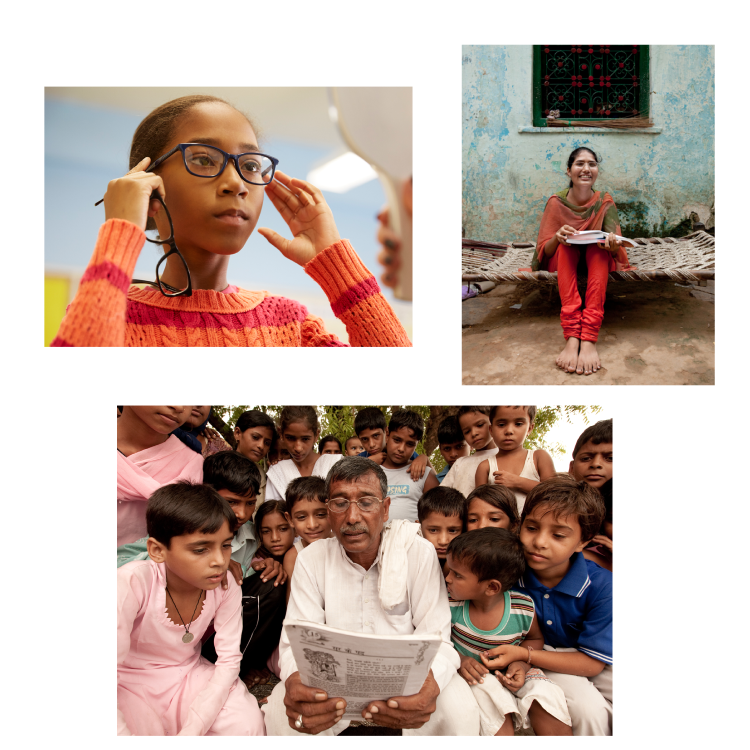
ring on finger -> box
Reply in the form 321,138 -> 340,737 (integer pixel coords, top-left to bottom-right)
295,714 -> 304,730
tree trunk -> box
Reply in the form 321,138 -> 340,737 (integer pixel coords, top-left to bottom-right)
423,406 -> 459,455
208,411 -> 236,449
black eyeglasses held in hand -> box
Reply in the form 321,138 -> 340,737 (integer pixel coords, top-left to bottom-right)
93,192 -> 192,297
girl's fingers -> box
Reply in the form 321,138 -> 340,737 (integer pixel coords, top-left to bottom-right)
126,156 -> 151,175
274,171 -> 323,205
265,183 -> 299,223
257,227 -> 291,254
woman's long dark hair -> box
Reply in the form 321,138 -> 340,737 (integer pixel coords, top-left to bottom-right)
567,147 -> 600,188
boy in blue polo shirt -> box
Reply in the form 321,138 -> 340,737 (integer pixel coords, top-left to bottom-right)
481,474 -> 612,735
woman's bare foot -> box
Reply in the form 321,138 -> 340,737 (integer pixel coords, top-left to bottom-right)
241,667 -> 273,689
576,341 -> 601,375
556,337 -> 580,372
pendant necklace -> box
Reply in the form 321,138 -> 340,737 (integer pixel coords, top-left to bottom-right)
165,586 -> 203,643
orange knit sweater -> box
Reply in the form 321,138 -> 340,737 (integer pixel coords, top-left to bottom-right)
51,220 -> 411,347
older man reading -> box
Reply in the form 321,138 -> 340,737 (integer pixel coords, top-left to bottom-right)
262,457 -> 479,735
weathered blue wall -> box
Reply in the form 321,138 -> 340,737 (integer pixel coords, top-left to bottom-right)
462,45 -> 714,241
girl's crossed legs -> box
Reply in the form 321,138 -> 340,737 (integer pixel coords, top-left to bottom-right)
548,243 -> 611,375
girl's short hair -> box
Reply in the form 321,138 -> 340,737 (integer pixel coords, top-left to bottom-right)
572,418 -> 612,458
447,528 -> 526,592
567,147 -> 600,188
279,406 -> 319,435
203,451 -> 261,498
129,94 -> 260,230
466,484 -> 520,531
236,410 -> 277,440
255,499 -> 289,530
147,481 -> 237,547
318,435 -> 342,453
488,405 -> 537,424
387,409 -> 424,442
354,407 -> 386,435
286,476 -> 327,513
522,474 -> 605,543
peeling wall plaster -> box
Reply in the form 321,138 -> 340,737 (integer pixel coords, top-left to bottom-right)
462,45 -> 715,241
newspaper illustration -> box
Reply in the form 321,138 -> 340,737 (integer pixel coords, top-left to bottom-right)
285,620 -> 442,720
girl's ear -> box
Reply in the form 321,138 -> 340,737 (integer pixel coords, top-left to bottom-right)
233,426 -> 241,439
147,536 -> 168,563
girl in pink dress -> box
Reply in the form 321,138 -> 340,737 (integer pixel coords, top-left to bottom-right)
117,483 -> 265,735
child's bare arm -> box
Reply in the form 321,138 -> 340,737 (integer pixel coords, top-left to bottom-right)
409,454 -> 430,480
534,449 -> 556,482
518,611 -> 545,652
422,469 -> 440,493
283,546 -> 298,605
482,644 -> 605,677
366,451 -> 386,466
475,459 -> 490,487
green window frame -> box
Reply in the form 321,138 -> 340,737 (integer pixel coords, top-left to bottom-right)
532,45 -> 650,127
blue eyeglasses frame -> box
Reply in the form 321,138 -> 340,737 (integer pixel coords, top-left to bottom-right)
146,143 -> 279,185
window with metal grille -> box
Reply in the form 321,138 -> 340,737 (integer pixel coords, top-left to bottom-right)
532,45 -> 649,126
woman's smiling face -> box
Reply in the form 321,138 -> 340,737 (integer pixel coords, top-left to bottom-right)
567,150 -> 599,190
152,101 -> 265,258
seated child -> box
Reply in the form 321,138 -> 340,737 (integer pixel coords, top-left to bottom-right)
445,528 -> 572,736
344,435 -> 364,456
354,406 -> 429,480
318,435 -> 343,455
436,415 -> 470,482
475,406 -> 555,513
116,452 -> 287,689
381,408 -> 439,520
465,484 -> 520,533
569,419 -> 613,571
117,482 -> 265,735
485,474 -> 612,736
441,407 -> 497,497
282,476 -> 333,601
417,486 -> 467,572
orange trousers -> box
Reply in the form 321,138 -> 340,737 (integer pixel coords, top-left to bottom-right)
547,243 -> 611,342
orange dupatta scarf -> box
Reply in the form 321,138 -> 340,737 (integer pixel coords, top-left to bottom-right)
533,188 -> 632,272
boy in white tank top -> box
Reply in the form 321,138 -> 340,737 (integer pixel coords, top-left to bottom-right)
475,406 -> 556,514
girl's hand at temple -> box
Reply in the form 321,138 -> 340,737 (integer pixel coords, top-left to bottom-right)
258,171 -> 341,267
103,157 -> 165,230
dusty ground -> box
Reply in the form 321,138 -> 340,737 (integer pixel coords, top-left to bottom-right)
462,279 -> 714,385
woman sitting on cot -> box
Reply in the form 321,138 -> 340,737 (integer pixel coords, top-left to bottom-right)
534,147 -> 632,375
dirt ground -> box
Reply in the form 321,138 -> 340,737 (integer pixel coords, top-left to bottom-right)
462,279 -> 714,385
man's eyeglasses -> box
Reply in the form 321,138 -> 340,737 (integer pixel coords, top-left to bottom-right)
92,146 -> 279,297
327,497 -> 384,514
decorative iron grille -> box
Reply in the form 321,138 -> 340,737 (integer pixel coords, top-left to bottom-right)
533,45 -> 649,125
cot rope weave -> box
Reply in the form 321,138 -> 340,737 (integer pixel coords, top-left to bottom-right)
461,230 -> 715,284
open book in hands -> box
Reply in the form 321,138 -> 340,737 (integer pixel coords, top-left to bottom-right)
567,230 -> 637,247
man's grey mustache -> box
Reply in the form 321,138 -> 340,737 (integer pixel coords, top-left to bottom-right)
341,524 -> 368,534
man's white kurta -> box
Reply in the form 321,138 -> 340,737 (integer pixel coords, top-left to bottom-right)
279,535 -> 460,692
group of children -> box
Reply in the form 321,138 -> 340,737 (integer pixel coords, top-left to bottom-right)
116,404 -> 612,735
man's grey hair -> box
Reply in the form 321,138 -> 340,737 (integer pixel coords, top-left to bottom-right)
324,456 -> 388,498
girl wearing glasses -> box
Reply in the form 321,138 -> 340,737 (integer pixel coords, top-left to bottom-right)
51,95 -> 411,347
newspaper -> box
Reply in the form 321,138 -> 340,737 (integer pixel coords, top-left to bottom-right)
284,620 -> 442,720
567,229 -> 637,247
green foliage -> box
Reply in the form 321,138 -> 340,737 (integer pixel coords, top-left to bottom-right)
212,405 -> 603,473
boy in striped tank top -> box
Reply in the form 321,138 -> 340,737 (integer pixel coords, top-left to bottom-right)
445,528 -> 571,735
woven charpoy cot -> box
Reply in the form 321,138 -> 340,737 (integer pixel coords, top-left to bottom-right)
462,230 -> 715,285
